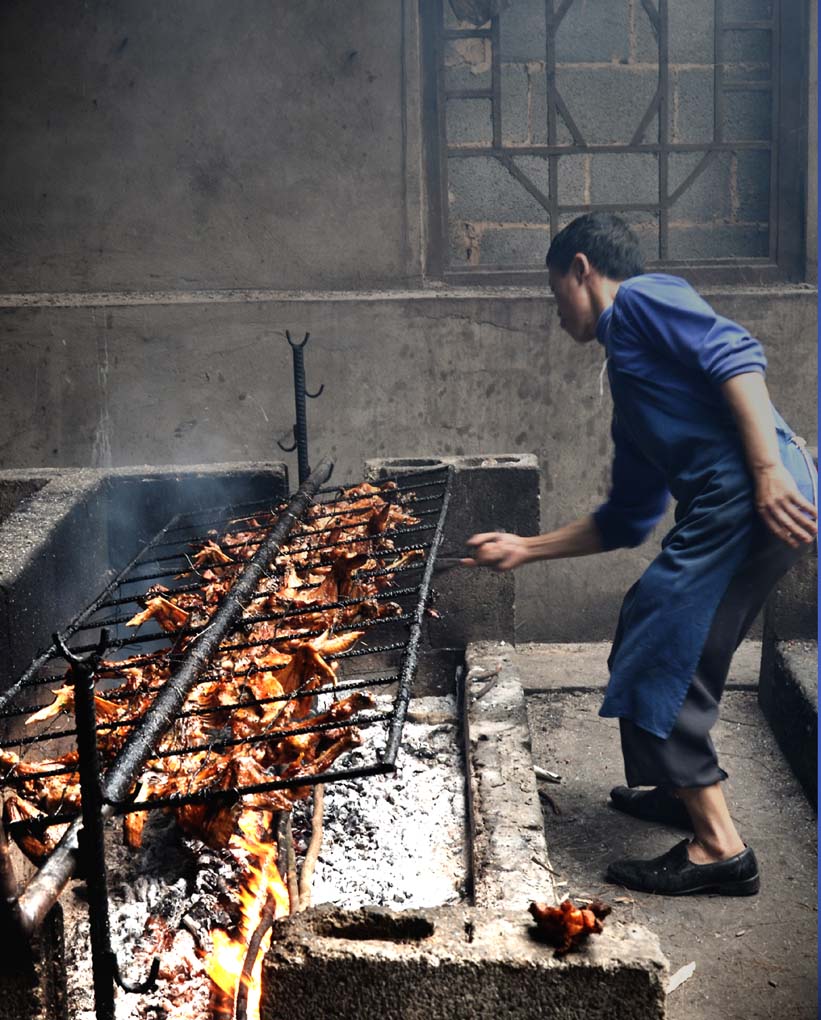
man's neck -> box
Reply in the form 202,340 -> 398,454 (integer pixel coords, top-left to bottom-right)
588,274 -> 623,323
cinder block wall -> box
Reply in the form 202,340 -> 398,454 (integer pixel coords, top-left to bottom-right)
0,0 -> 816,641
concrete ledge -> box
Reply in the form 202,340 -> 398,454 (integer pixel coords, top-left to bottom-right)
759,638 -> 818,805
262,904 -> 668,1020
465,641 -> 556,910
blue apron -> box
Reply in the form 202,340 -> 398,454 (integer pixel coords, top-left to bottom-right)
599,349 -> 816,740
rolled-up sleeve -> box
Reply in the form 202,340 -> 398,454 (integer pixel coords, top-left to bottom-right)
618,277 -> 767,385
593,416 -> 670,551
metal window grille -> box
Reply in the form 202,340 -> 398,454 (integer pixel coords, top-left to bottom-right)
422,0 -> 809,284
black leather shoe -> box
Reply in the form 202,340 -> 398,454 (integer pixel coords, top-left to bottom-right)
609,785 -> 693,830
606,839 -> 760,896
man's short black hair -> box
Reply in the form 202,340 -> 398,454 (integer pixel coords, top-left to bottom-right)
545,212 -> 645,280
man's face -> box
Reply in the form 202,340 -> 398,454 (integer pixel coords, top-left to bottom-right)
548,263 -> 598,344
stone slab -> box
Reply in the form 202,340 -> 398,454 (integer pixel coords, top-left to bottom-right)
261,904 -> 667,1020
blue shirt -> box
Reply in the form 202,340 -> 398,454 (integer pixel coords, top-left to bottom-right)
593,274 -> 814,738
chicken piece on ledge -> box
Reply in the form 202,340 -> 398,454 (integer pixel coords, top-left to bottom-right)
528,898 -> 611,956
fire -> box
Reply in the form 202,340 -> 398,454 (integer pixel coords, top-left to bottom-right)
207,819 -> 291,1020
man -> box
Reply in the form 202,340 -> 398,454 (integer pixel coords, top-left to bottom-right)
465,213 -> 817,897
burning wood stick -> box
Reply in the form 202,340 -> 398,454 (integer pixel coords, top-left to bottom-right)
297,783 -> 324,910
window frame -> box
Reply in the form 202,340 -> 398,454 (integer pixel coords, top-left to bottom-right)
420,0 -> 810,287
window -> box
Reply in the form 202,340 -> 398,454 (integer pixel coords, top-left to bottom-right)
421,0 -> 809,284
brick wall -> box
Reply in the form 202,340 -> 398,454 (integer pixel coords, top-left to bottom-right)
442,0 -> 780,271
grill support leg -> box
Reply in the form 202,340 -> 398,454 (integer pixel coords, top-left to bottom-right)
68,631 -> 117,1020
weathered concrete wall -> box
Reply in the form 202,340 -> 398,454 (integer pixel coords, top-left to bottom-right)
0,0 -> 416,292
0,287 -> 814,642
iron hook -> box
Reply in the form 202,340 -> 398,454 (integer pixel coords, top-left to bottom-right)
53,629 -> 109,671
285,330 -> 311,350
305,383 -> 324,399
113,952 -> 161,994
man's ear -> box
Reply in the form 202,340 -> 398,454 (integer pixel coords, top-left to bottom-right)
571,252 -> 591,282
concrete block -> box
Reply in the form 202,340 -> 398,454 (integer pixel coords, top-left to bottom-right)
448,155 -> 549,222
761,544 -> 817,645
590,153 -> 658,206
724,90 -> 772,142
557,154 -> 588,205
633,1 -> 661,63
724,28 -> 772,64
672,68 -> 715,144
530,68 -> 549,144
668,152 -> 732,220
479,226 -> 551,267
668,0 -> 715,63
667,223 -> 769,259
446,97 -> 494,146
363,455 -> 541,648
499,0 -> 547,62
444,37 -> 492,90
261,904 -> 668,1020
555,2 -> 630,63
554,68 -> 658,145
501,63 -> 530,145
736,149 -> 771,223
758,639 -> 817,804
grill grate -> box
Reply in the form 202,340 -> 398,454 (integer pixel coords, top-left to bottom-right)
0,464 -> 451,852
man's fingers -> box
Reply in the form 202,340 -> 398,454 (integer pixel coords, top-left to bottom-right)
460,557 -> 478,567
466,532 -> 500,548
760,506 -> 808,547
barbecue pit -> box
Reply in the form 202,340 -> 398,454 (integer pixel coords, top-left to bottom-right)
0,452 -> 665,1020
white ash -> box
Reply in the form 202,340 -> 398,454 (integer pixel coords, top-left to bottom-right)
63,694 -> 466,1018
295,694 -> 466,910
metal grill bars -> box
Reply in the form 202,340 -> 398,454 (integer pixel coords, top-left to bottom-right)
1,463 -> 451,937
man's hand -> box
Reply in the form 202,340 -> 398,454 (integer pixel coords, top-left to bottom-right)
463,532 -> 531,571
754,463 -> 817,548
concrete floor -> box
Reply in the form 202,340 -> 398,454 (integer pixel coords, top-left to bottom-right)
520,643 -> 817,1020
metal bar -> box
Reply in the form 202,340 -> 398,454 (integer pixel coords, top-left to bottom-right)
215,612 -> 415,656
14,461 -> 334,937
445,88 -> 493,100
114,762 -> 395,814
658,0 -> 670,259
446,140 -> 771,156
147,711 -> 391,762
289,334 -> 311,484
0,801 -> 22,936
70,641 -> 117,1020
456,665 -> 476,904
545,0 -> 559,236
767,0 -> 780,263
144,500 -> 443,554
0,674 -> 403,758
490,15 -> 502,148
715,0 -> 725,143
382,469 -> 452,766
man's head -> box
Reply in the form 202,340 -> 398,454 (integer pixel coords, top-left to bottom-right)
545,213 -> 645,343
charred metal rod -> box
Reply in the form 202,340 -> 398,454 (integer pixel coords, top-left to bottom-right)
64,630 -> 117,1020
382,468 -> 453,766
14,460 -> 334,937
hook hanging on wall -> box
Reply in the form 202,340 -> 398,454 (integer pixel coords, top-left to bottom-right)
276,331 -> 324,486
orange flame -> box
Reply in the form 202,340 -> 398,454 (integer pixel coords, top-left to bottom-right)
207,819 -> 291,1020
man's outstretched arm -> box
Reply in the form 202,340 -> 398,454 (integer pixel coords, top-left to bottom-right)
721,372 -> 817,548
463,514 -> 603,571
